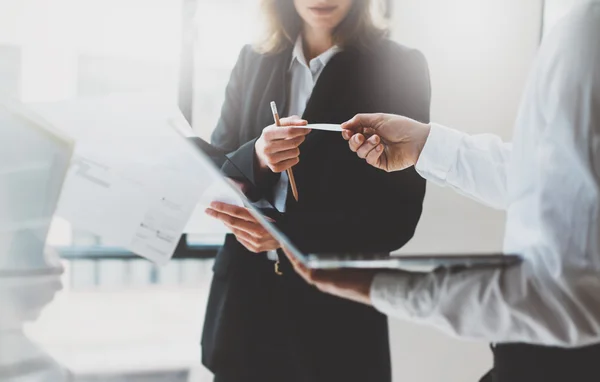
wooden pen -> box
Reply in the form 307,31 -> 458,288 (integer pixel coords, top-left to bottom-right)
270,101 -> 299,202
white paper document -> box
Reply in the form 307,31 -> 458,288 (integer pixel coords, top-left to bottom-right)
294,123 -> 343,132
31,94 -> 239,264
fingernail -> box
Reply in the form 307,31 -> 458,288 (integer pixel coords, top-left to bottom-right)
376,145 -> 383,152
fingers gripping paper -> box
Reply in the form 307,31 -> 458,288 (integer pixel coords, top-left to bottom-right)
294,123 -> 342,132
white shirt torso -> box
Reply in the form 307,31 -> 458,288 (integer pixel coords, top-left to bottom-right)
370,1 -> 600,347
267,37 -> 340,260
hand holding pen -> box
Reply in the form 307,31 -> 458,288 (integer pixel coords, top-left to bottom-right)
254,102 -> 310,201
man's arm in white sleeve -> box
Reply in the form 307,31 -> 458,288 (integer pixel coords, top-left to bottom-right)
370,265 -> 600,347
416,123 -> 512,210
370,2 -> 600,348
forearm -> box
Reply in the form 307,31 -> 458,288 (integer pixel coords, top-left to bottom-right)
370,263 -> 600,347
416,124 -> 512,210
217,138 -> 281,193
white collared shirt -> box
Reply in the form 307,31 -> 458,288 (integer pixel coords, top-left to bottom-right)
268,37 -> 340,260
370,1 -> 600,347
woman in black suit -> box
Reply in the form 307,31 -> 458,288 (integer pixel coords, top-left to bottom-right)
202,0 -> 430,381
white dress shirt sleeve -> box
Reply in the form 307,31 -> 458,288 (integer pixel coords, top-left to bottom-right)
371,2 -> 600,347
416,123 -> 512,210
371,264 -> 600,347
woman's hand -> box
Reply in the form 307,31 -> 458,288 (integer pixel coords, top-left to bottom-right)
281,247 -> 377,306
205,201 -> 280,253
255,116 -> 311,173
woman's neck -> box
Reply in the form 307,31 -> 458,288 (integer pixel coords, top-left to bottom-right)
301,26 -> 334,61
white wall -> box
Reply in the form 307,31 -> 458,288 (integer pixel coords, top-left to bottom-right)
388,1 -> 543,381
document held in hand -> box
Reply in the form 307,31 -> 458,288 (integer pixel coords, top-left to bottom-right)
32,94 -> 241,265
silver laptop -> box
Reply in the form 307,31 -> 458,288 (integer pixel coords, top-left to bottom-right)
181,133 -> 521,272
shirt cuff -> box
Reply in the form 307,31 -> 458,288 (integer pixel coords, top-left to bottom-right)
370,272 -> 414,320
415,123 -> 465,186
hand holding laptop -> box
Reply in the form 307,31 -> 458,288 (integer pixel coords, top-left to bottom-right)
282,246 -> 378,306
206,201 -> 280,253
204,173 -> 280,253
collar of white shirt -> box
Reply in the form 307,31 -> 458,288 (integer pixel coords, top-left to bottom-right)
289,36 -> 341,73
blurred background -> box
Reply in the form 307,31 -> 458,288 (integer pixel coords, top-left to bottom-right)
0,0 -> 580,381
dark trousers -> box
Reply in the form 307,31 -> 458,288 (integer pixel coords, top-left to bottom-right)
480,342 -> 600,382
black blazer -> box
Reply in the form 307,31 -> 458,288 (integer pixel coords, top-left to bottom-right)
201,39 -> 430,382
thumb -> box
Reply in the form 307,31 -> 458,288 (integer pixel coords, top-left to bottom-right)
341,113 -> 381,134
280,116 -> 308,126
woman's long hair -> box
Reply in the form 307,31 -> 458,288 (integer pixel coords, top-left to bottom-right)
257,0 -> 388,54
